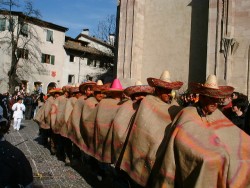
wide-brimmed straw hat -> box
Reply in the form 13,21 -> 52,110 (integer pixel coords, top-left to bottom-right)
124,81 -> 154,97
79,81 -> 96,93
103,78 -> 123,93
69,86 -> 80,94
49,88 -> 63,94
147,70 -> 183,90
189,74 -> 234,98
92,80 -> 111,92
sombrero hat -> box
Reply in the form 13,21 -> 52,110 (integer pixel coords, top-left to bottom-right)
79,81 -> 96,93
62,85 -> 72,93
69,86 -> 80,94
147,70 -> 183,90
124,81 -> 155,97
189,74 -> 234,98
49,88 -> 63,94
92,80 -> 111,92
103,78 -> 123,93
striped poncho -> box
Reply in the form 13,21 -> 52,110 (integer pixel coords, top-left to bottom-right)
150,106 -> 250,188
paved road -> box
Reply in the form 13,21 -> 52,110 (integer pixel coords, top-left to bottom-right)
5,120 -> 133,188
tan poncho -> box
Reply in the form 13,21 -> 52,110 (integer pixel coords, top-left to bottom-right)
94,98 -> 125,163
150,106 -> 250,188
119,95 -> 182,186
34,103 -> 45,124
80,97 -> 99,156
68,95 -> 86,149
113,99 -> 139,165
61,97 -> 77,137
40,96 -> 54,129
50,95 -> 67,134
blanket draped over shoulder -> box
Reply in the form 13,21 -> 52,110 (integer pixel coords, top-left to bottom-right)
149,107 -> 250,188
40,96 -> 54,129
120,95 -> 182,186
67,96 -> 86,149
80,97 -> 99,157
112,99 -> 139,165
34,104 -> 45,125
94,98 -> 125,163
61,97 -> 77,137
50,95 -> 67,134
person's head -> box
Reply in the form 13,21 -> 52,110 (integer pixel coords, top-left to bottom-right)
17,97 -> 23,103
232,92 -> 240,100
75,92 -> 82,99
131,92 -> 148,101
107,91 -> 123,100
147,70 -> 183,103
85,86 -> 93,97
54,92 -> 61,98
79,82 -> 96,97
94,91 -> 104,102
199,95 -> 220,115
232,98 -> 248,113
221,96 -> 232,106
64,91 -> 70,98
189,74 -> 234,113
155,87 -> 172,103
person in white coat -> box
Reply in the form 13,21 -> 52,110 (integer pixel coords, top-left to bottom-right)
12,97 -> 26,131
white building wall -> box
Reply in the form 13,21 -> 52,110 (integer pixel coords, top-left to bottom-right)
0,14 -> 67,94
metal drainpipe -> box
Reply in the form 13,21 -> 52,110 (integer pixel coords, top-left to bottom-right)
247,45 -> 250,98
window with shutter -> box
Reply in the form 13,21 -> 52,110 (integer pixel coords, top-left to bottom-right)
51,55 -> 55,65
0,18 -> 6,31
46,30 -> 53,43
41,53 -> 55,65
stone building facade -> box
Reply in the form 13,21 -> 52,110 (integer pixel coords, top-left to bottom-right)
116,0 -> 250,96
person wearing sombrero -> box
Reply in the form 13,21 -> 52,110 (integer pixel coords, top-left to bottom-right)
119,70 -> 183,187
67,81 -> 96,140
94,78 -> 124,160
112,81 -> 154,167
81,80 -> 111,154
79,81 -> 96,99
149,75 -> 250,188
47,88 -> 64,156
77,80 -> 111,176
90,78 -> 125,180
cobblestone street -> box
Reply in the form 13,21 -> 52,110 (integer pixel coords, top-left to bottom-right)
5,120 -> 131,188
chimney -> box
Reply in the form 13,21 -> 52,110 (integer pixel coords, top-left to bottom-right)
82,28 -> 89,35
108,33 -> 115,45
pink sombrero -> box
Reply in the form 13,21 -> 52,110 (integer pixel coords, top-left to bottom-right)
124,81 -> 155,97
189,75 -> 234,98
103,78 -> 124,93
147,70 -> 183,90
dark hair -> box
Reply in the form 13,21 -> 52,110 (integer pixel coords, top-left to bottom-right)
17,97 -> 23,102
232,98 -> 248,112
0,118 -> 10,137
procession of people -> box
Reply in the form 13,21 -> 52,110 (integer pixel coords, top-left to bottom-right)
1,70 -> 250,187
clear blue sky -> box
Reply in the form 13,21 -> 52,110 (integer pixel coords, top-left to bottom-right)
30,0 -> 117,38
